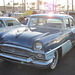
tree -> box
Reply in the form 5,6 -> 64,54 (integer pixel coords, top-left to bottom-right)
56,4 -> 62,11
24,0 -> 26,11
32,2 -> 35,8
37,0 -> 39,10
39,1 -> 42,5
67,0 -> 69,11
7,2 -> 11,6
32,2 -> 35,6
13,3 -> 19,5
30,2 -> 35,10
20,3 -> 25,5
3,0 -> 5,11
13,0 -> 14,12
57,4 -> 61,7
72,0 -> 73,11
62,6 -> 65,10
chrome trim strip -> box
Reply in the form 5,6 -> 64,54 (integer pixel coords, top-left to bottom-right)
0,53 -> 52,66
46,40 -> 72,54
0,40 -> 71,60
0,40 -> 69,55
0,44 -> 45,54
0,44 -> 55,60
45,40 -> 72,59
0,53 -> 27,62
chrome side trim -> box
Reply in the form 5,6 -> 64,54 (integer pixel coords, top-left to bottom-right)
46,40 -> 72,54
0,53 -> 52,66
45,40 -> 72,59
0,40 -> 72,60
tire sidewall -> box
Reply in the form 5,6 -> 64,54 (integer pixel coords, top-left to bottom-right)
50,50 -> 59,70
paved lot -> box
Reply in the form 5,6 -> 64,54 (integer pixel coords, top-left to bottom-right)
0,47 -> 75,75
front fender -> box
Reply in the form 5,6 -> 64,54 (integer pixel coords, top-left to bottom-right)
45,40 -> 72,60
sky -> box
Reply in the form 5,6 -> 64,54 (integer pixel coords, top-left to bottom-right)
0,0 -> 67,6
0,0 -> 75,9
0,0 -> 36,6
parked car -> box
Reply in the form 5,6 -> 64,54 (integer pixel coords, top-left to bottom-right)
68,11 -> 75,19
25,10 -> 40,16
0,17 -> 24,32
0,14 -> 75,70
11,13 -> 28,19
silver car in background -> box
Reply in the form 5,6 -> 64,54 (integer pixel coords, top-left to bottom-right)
0,17 -> 23,32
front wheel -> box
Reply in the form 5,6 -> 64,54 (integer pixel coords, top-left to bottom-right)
50,50 -> 59,70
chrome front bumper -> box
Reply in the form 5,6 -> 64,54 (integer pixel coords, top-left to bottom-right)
0,53 -> 53,68
0,44 -> 55,68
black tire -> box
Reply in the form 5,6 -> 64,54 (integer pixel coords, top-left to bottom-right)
49,50 -> 59,70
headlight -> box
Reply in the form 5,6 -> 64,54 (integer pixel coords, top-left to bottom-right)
34,41 -> 43,51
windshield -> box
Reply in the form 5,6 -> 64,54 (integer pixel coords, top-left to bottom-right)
30,17 -> 63,29
5,20 -> 21,26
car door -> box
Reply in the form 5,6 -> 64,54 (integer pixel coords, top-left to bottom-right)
69,17 -> 75,46
62,18 -> 73,56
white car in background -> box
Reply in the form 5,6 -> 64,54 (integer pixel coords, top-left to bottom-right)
0,17 -> 24,32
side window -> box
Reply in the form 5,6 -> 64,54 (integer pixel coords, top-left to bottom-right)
30,18 -> 37,26
0,20 -> 5,27
65,18 -> 70,28
38,18 -> 45,25
70,18 -> 74,26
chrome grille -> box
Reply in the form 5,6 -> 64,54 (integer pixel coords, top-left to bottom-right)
0,46 -> 32,57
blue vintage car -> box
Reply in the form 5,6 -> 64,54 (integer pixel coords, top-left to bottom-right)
0,14 -> 75,70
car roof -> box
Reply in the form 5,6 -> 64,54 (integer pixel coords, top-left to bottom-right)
31,14 -> 73,19
13,13 -> 27,14
0,17 -> 17,20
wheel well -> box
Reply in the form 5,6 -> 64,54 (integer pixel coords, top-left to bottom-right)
57,47 -> 62,59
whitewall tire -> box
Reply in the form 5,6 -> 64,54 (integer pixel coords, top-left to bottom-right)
50,50 -> 59,70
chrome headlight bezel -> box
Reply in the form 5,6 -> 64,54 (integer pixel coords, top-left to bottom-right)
34,41 -> 44,52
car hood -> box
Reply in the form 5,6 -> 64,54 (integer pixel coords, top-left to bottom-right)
0,28 -> 62,49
